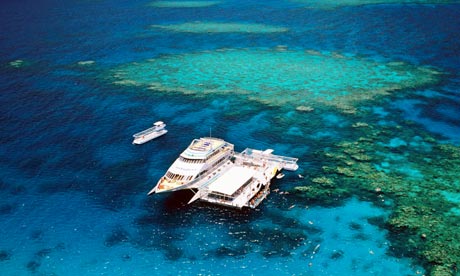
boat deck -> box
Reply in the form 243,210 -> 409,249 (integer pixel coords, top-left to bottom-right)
181,137 -> 229,159
187,148 -> 298,209
240,148 -> 299,171
132,121 -> 167,145
189,138 -> 225,151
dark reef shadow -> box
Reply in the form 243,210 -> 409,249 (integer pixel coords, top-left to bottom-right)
0,203 -> 17,215
0,249 -> 12,261
104,226 -> 130,247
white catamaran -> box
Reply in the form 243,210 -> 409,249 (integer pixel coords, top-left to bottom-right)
148,137 -> 299,209
132,121 -> 167,145
148,137 -> 234,194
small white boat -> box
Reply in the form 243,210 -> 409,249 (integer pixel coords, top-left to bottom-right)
276,173 -> 285,179
132,121 -> 167,145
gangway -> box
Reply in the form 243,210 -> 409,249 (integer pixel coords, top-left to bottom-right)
239,148 -> 299,171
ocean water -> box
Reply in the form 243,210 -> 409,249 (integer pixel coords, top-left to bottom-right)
1,0 -> 460,275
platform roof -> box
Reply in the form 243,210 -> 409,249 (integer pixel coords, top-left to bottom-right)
208,166 -> 253,195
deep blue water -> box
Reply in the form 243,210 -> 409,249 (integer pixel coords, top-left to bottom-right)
1,0 -> 459,275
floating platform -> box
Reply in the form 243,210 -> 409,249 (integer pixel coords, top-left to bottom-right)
188,148 -> 298,209
149,137 -> 298,209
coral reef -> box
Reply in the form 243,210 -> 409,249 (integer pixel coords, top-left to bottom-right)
292,0 -> 460,9
0,203 -> 17,215
104,226 -> 130,247
8,59 -> 25,68
77,60 -> 95,66
111,49 -> 440,113
0,249 -> 12,261
151,22 -> 288,33
148,1 -> 220,8
292,113 -> 460,275
108,39 -> 451,276
312,176 -> 335,186
296,105 -> 315,112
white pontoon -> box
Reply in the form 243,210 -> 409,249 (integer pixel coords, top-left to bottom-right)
132,121 -> 167,145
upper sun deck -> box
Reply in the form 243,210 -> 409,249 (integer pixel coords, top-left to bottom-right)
181,137 -> 228,160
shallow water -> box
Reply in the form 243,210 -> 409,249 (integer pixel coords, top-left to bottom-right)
1,0 -> 459,275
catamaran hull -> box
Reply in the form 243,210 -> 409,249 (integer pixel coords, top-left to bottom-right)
133,130 -> 167,145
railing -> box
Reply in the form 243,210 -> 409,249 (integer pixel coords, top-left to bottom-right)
133,126 -> 163,137
239,148 -> 299,171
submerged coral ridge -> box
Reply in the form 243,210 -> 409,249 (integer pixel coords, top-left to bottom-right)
8,59 -> 25,68
151,22 -> 289,33
148,1 -> 220,8
112,49 -> 440,112
292,0 -> 460,9
293,115 -> 460,275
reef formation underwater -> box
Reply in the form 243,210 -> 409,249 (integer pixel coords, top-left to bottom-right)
2,0 -> 460,275
112,48 -> 440,113
111,46 -> 459,274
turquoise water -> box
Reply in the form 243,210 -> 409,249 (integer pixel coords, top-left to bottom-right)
151,22 -> 289,33
1,0 -> 460,275
112,49 -> 439,111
